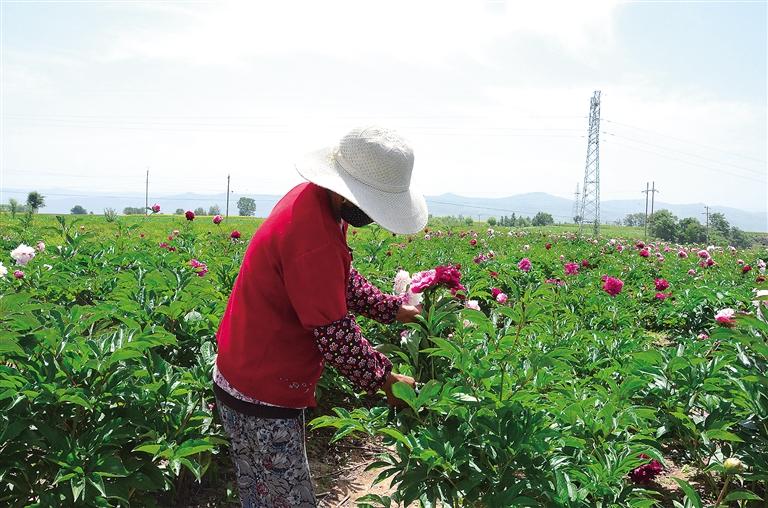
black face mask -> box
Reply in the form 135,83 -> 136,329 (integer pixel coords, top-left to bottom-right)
340,201 -> 374,227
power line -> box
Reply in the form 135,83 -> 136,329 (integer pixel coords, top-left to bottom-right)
425,198 -> 573,220
604,119 -> 767,164
602,139 -> 767,183
603,131 -> 765,176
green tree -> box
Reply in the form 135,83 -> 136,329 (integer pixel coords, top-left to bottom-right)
26,191 -> 45,212
194,207 -> 206,216
709,212 -> 730,237
237,197 -> 257,217
729,226 -> 751,248
648,209 -> 678,241
70,205 -> 87,215
509,213 -> 517,227
517,216 -> 531,227
487,217 -> 497,226
175,208 -> 184,215
678,217 -> 707,243
8,198 -> 21,218
532,212 -> 554,226
208,204 -> 221,215
623,212 -> 646,227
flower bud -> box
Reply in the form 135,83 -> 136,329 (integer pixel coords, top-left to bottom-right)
723,457 -> 744,474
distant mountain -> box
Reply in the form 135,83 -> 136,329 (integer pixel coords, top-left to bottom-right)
5,188 -> 766,232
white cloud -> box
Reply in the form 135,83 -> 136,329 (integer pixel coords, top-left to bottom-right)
102,0 -> 621,67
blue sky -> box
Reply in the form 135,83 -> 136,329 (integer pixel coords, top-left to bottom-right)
2,0 -> 766,213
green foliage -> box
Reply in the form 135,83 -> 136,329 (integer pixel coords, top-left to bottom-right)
1,214 -> 766,506
26,191 -> 45,211
532,211 -> 555,226
237,197 -> 256,217
71,205 -> 88,215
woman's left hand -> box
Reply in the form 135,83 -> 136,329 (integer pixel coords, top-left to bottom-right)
395,304 -> 421,323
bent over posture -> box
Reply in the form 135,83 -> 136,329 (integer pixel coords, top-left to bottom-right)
214,126 -> 428,507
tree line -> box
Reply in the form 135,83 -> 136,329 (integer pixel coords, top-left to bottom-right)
646,209 -> 750,247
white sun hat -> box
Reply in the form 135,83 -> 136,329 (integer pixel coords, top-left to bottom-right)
295,126 -> 428,234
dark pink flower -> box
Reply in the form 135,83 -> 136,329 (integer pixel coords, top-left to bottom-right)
411,265 -> 465,294
230,230 -> 241,239
13,270 -> 24,279
564,262 -> 579,276
213,215 -> 223,225
639,248 -> 650,258
545,243 -> 552,250
546,278 -> 565,286
636,241 -> 646,249
491,287 -> 502,298
489,271 -> 498,278
151,203 -> 161,213
715,308 -> 736,326
581,259 -> 590,268
469,239 -> 477,246
159,242 -> 169,249
518,258 -> 532,272
654,278 -> 670,291
655,292 -> 671,301
185,210 -> 195,221
629,454 -> 663,483
496,292 -> 508,303
742,265 -> 752,273
602,276 -> 624,296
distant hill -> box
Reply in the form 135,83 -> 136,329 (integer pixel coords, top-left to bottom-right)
5,188 -> 766,232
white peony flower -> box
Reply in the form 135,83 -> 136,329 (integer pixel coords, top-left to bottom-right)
10,244 -> 36,266
0,261 -> 7,278
393,270 -> 411,295
464,299 -> 481,311
36,241 -> 45,252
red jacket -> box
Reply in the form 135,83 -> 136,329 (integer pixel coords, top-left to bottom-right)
215,183 -> 351,407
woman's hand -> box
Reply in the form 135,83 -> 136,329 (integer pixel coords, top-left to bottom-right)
395,304 -> 421,323
382,372 -> 416,408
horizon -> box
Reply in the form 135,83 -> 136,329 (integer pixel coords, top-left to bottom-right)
2,1 -> 766,214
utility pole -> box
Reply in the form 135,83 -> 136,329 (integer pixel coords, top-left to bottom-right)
571,182 -> 581,223
650,181 -> 658,216
703,205 -> 710,243
578,90 -> 602,237
225,174 -> 231,218
145,168 -> 149,215
642,182 -> 650,239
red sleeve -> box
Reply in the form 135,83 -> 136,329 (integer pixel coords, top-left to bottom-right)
347,268 -> 405,324
283,242 -> 348,329
313,314 -> 392,393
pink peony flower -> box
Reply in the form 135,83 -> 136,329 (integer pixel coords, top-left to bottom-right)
688,269 -> 697,276
496,292 -> 508,304
706,258 -> 715,267
189,259 -> 208,277
616,244 -> 624,252
464,300 -> 481,311
715,308 -> 736,326
678,250 -> 688,258
602,276 -> 624,297
564,262 -> 579,276
213,215 -> 223,225
654,278 -> 670,291
185,210 -> 195,221
230,230 -> 241,239
581,259 -> 590,268
158,242 -> 169,249
546,278 -> 565,286
636,241 -> 645,249
737,259 -> 745,265
469,239 -> 477,246
489,270 -> 498,278
518,258 -> 532,272
10,244 -> 36,266
698,333 -> 709,340
36,241 -> 45,252
629,454 -> 663,483
151,203 -> 161,213
411,265 -> 465,294
13,270 -> 24,279
698,250 -> 710,259
491,287 -> 502,298
639,248 -> 650,258
742,265 -> 752,273
655,292 -> 671,301
559,254 -> 566,261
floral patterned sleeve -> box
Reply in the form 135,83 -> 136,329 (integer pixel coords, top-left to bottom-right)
347,268 -> 405,324
313,314 -> 392,393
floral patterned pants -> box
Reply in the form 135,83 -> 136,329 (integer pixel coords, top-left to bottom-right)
218,403 -> 317,508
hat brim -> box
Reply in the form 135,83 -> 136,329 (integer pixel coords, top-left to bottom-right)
295,147 -> 428,235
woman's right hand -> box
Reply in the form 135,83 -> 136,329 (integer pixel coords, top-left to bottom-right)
382,372 -> 416,408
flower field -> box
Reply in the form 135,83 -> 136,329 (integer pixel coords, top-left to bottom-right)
1,213 -> 767,507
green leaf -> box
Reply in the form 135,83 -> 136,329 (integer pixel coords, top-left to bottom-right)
723,490 -> 762,502
174,439 -> 215,459
391,381 -> 418,412
672,478 -> 702,508
705,429 -> 744,443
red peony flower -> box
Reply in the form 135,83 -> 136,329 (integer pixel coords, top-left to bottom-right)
742,265 -> 752,273
545,243 -> 552,250
602,276 -> 624,296
185,210 -> 195,221
230,230 -> 241,239
629,454 -> 663,483
654,278 -> 670,291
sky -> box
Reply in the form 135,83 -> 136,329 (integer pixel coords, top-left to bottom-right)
2,0 -> 766,214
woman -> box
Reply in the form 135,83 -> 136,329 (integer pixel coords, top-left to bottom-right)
214,126 -> 428,507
